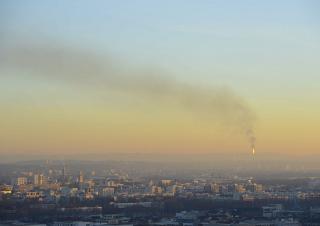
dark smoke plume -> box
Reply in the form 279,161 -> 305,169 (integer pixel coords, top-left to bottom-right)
0,42 -> 256,151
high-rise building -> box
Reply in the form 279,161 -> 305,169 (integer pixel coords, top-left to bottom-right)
61,164 -> 69,183
78,171 -> 84,184
34,174 -> 46,185
34,174 -> 40,185
16,177 -> 28,186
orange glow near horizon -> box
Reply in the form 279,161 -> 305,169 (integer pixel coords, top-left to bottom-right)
0,90 -> 319,156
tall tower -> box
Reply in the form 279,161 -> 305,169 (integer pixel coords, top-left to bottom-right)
78,171 -> 84,184
61,164 -> 68,183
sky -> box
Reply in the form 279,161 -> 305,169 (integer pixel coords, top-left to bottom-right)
0,0 -> 320,158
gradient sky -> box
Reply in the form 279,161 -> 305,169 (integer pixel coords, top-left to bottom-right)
1,0 -> 320,157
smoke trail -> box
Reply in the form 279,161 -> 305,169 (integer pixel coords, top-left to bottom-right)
0,42 -> 256,151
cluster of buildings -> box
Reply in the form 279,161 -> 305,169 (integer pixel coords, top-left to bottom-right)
2,169 -> 320,204
1,166 -> 265,202
1,162 -> 320,225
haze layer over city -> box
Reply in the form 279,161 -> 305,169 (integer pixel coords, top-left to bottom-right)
1,1 -> 320,226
